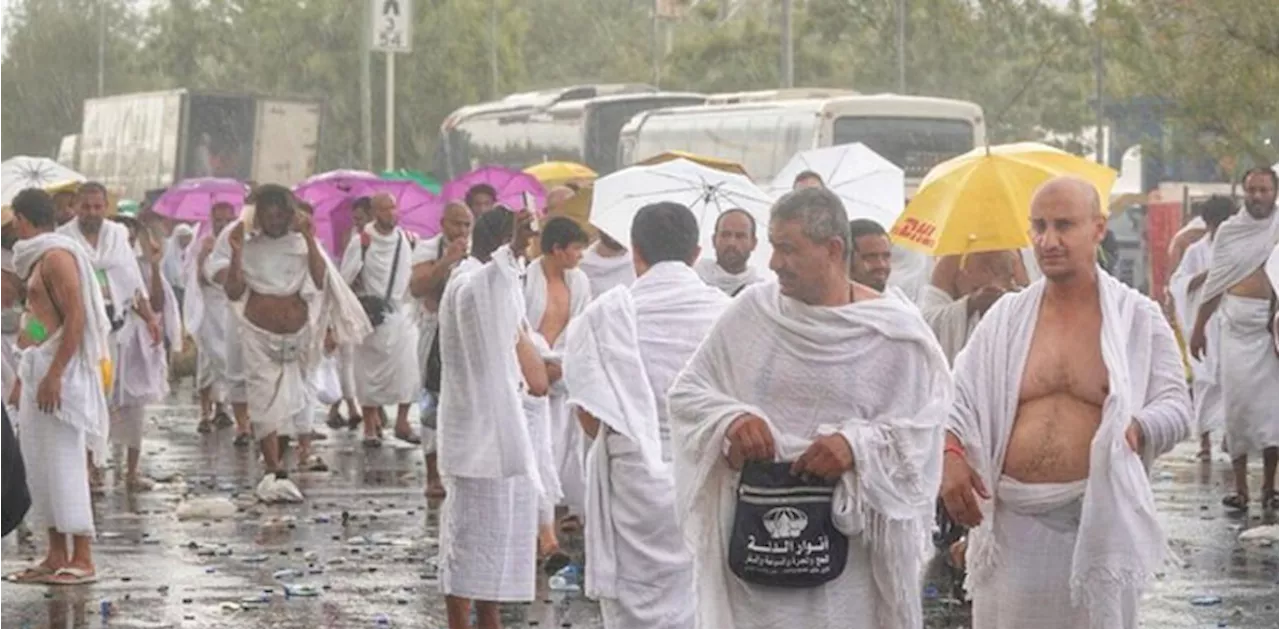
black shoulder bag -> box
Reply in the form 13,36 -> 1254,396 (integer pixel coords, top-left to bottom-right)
728,460 -> 848,588
357,234 -> 404,327
2,406 -> 30,537
423,237 -> 449,394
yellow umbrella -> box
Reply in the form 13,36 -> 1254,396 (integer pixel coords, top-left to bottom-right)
524,161 -> 598,188
638,150 -> 750,178
891,142 -> 1117,256
556,152 -> 750,242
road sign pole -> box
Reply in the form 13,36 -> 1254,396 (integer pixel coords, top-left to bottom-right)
385,51 -> 395,171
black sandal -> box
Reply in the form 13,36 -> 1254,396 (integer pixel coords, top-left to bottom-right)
1222,494 -> 1250,512
212,410 -> 233,428
197,419 -> 212,434
1263,491 -> 1279,511
234,433 -> 253,448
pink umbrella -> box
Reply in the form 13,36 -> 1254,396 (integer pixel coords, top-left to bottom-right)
293,169 -> 380,207
151,178 -> 247,222
304,177 -> 443,258
442,166 -> 547,213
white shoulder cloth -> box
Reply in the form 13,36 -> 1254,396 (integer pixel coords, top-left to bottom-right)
436,245 -> 541,491
948,270 -> 1191,627
668,282 -> 953,629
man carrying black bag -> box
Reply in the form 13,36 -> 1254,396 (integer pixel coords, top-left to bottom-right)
409,201 -> 472,499
3,406 -> 32,537
667,188 -> 954,629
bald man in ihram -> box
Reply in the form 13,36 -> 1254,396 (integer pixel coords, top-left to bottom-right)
942,177 -> 1190,629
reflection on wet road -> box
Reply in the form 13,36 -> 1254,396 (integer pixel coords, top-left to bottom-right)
2,387 -> 1276,628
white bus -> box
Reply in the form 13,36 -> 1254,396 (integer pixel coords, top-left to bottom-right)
617,93 -> 986,192
435,85 -> 705,178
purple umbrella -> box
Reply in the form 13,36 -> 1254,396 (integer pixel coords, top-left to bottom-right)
151,178 -> 247,222
293,169 -> 380,207
442,166 -> 547,213
305,177 -> 443,258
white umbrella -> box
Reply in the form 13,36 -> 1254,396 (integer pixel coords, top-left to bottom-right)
769,143 -> 904,228
1,156 -> 86,205
590,158 -> 776,272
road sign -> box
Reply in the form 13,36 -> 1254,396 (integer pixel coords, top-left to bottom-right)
371,0 -> 412,53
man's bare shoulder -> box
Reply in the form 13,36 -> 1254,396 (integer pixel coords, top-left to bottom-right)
852,282 -> 882,302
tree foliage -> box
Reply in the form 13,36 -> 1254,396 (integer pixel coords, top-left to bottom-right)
1106,0 -> 1279,167
2,0 -> 1273,178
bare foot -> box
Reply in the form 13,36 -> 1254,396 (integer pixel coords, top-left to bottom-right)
424,482 -> 446,499
538,524 -> 560,559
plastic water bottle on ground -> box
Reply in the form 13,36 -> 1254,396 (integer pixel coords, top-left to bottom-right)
548,564 -> 581,591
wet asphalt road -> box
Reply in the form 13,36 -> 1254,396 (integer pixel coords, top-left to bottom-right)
1,383 -> 1277,629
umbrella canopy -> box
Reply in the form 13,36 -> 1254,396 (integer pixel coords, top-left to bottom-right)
442,165 -> 547,212
769,143 -> 905,228
559,151 -> 750,235
890,142 -> 1117,256
381,169 -> 441,194
524,161 -> 598,188
294,169 -> 381,206
1,156 -> 85,205
305,178 -> 442,257
151,178 -> 247,222
590,158 -> 775,271
637,151 -> 751,178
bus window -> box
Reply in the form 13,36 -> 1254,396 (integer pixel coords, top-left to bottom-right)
832,117 -> 974,179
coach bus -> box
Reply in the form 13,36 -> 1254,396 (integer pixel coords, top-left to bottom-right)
617,93 -> 986,192
435,84 -> 705,178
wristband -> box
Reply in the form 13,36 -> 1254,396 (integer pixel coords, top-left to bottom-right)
943,444 -> 967,459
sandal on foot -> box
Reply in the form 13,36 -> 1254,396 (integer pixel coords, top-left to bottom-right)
302,455 -> 330,472
362,437 -> 382,448
308,431 -> 329,442
127,477 -> 156,492
1263,491 -> 1279,511
212,410 -> 234,428
1196,450 -> 1212,462
393,431 -> 421,446
541,551 -> 572,575
43,567 -> 97,585
326,409 -> 346,430
234,433 -> 253,447
1223,494 -> 1250,512
197,419 -> 213,434
5,565 -> 55,583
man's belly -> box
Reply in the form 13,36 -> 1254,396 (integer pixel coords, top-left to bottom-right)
244,292 -> 307,335
1002,395 -> 1101,483
1227,269 -> 1273,299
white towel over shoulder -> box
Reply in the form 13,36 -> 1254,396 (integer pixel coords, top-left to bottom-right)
437,246 -> 540,490
949,270 -> 1191,628
668,282 -> 953,629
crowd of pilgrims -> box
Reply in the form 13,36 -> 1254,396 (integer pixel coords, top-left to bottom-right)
2,166 -> 1278,629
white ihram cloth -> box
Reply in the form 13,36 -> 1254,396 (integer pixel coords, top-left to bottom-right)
340,225 -> 420,405
948,271 -> 1191,629
578,242 -> 636,298
111,259 -> 182,449
1169,237 -> 1224,435
1218,294 -> 1278,457
524,257 -> 592,515
186,235 -> 231,396
918,285 -> 980,364
58,218 -> 147,318
206,220 -> 371,436
524,331 -> 562,525
13,233 -> 113,534
437,245 -> 542,601
693,258 -> 762,297
1270,244 -> 1280,350
1200,207 -> 1278,303
668,283 -> 953,629
1198,208 -> 1279,458
566,262 -> 725,629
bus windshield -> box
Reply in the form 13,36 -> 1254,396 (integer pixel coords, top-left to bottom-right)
832,116 -> 974,179
585,96 -> 705,174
